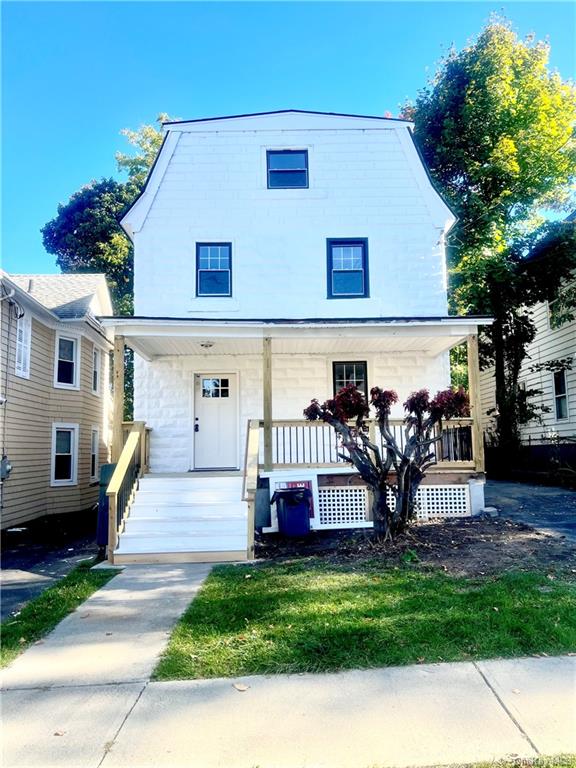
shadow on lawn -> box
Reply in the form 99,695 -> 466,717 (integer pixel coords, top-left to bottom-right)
155,561 -> 576,679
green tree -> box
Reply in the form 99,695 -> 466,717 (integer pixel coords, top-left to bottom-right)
404,19 -> 576,458
41,178 -> 137,315
42,114 -> 172,418
116,112 -> 171,186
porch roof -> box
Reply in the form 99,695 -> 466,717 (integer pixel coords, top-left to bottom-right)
99,315 -> 492,361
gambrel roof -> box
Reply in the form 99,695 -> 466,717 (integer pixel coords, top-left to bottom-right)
120,109 -> 455,239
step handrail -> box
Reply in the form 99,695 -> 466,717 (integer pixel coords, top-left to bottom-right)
242,419 -> 261,559
107,421 -> 147,562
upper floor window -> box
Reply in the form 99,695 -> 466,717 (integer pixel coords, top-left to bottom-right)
92,347 -> 101,395
196,243 -> 232,297
333,361 -> 368,397
267,150 -> 308,189
55,334 -> 80,389
15,313 -> 31,379
327,239 -> 369,298
554,370 -> 568,420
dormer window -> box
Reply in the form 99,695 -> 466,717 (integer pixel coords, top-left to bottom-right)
267,150 -> 308,189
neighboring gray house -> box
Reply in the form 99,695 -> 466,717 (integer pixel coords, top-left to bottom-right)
0,272 -> 113,529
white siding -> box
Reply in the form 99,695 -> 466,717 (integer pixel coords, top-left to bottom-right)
479,301 -> 576,443
133,119 -> 451,320
135,349 -> 450,473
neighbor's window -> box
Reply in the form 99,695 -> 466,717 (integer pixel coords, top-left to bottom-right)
15,313 -> 32,379
196,243 -> 232,297
90,427 -> 99,481
92,347 -> 100,394
554,370 -> 568,420
327,239 -> 369,298
267,150 -> 308,189
55,335 -> 79,388
333,362 -> 368,397
51,423 -> 78,486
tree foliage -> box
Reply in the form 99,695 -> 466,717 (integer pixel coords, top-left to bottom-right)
41,178 -> 137,315
41,114 -> 171,315
304,385 -> 470,540
116,113 -> 171,187
404,19 -> 576,456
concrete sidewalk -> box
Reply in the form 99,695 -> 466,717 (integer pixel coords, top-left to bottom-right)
2,563 -> 575,768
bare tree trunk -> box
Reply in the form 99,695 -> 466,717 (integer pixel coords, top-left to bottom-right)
371,485 -> 391,541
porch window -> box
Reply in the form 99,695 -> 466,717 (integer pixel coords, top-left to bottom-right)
554,370 -> 568,420
267,150 -> 308,189
333,361 -> 368,397
196,243 -> 232,297
51,423 -> 78,486
327,239 -> 369,298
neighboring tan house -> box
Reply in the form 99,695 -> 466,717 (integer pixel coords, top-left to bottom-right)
0,272 -> 114,529
102,109 -> 491,565
479,217 -> 575,470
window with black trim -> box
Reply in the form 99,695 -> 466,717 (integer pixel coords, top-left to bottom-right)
333,361 -> 368,397
327,239 -> 369,298
267,150 -> 308,189
554,370 -> 568,420
196,243 -> 232,297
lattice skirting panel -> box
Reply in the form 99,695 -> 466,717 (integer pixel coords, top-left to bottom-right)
317,484 -> 471,529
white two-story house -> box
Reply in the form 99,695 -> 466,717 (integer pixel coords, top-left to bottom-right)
102,110 -> 490,564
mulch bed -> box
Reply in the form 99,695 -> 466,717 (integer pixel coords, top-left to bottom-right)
255,517 -> 576,577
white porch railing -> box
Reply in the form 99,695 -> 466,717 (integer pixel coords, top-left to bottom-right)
258,418 -> 475,469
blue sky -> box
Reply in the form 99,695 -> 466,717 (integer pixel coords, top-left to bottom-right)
2,1 -> 575,274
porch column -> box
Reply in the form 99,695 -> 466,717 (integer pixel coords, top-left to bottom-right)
263,336 -> 273,470
467,334 -> 485,473
111,334 -> 125,463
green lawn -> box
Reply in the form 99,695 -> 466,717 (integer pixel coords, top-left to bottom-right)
1,560 -> 117,668
425,758 -> 576,768
154,560 -> 576,680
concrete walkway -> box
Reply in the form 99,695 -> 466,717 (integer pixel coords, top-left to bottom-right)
486,480 -> 576,542
2,564 -> 575,768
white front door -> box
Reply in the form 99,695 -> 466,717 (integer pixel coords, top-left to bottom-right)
193,373 -> 238,469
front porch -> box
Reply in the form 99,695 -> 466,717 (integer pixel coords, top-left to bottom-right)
103,316 -> 489,563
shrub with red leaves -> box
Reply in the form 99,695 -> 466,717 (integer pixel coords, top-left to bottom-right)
403,389 -> 430,418
430,387 -> 470,421
369,387 -> 399,418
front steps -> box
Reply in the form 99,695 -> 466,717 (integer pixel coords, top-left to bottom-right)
112,475 -> 249,565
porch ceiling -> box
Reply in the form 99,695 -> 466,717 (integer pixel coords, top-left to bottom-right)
101,317 -> 491,361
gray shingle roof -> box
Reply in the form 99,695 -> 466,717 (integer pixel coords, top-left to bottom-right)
9,273 -> 109,319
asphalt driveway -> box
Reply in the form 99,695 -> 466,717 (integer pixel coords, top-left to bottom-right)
485,480 -> 576,542
1,513 -> 100,620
